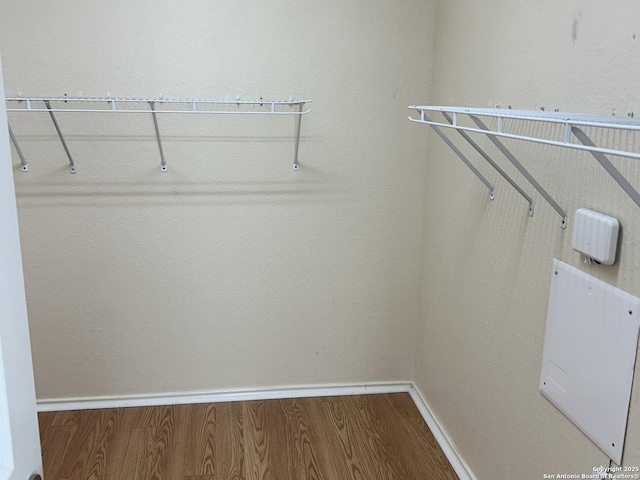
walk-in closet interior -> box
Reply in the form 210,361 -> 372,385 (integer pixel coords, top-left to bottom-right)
1,1 -> 640,479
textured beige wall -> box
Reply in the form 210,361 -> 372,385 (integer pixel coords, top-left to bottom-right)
0,0 -> 436,399
415,1 -> 640,478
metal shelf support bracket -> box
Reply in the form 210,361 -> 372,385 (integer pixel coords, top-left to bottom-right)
293,102 -> 304,170
572,126 -> 640,209
423,112 -> 495,200
44,100 -> 76,174
149,101 -> 168,173
442,112 -> 533,217
469,115 -> 567,228
8,124 -> 28,172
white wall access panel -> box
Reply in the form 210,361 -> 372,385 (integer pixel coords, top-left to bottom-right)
540,259 -> 640,464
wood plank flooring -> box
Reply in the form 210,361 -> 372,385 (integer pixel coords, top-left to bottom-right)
38,393 -> 458,480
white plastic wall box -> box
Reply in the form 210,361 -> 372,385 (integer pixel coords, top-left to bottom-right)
540,259 -> 640,464
572,208 -> 619,265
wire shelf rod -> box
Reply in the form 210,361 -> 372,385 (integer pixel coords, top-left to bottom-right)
6,96 -> 311,115
7,96 -> 310,104
408,115 -> 640,161
411,106 -> 640,131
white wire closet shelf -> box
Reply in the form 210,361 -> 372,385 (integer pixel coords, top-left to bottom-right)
6,96 -> 312,173
409,105 -> 640,229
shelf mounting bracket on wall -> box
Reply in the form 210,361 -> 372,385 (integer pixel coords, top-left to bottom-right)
293,102 -> 303,170
422,111 -> 495,200
468,115 -> 566,228
571,127 -> 640,209
441,112 -> 534,216
149,101 -> 168,173
44,100 -> 76,174
7,125 -> 28,172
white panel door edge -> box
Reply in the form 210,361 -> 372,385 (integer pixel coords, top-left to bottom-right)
0,52 -> 43,480
540,258 -> 640,464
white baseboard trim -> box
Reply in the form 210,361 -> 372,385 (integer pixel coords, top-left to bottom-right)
409,385 -> 477,480
37,381 -> 413,412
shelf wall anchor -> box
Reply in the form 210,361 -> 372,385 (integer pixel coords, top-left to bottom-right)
423,112 -> 495,200
149,101 -> 168,172
442,112 -> 533,217
44,100 -> 76,174
8,124 -> 28,172
572,126 -> 640,209
468,115 -> 567,228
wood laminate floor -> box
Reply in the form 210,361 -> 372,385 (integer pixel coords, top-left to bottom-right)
38,393 -> 458,480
